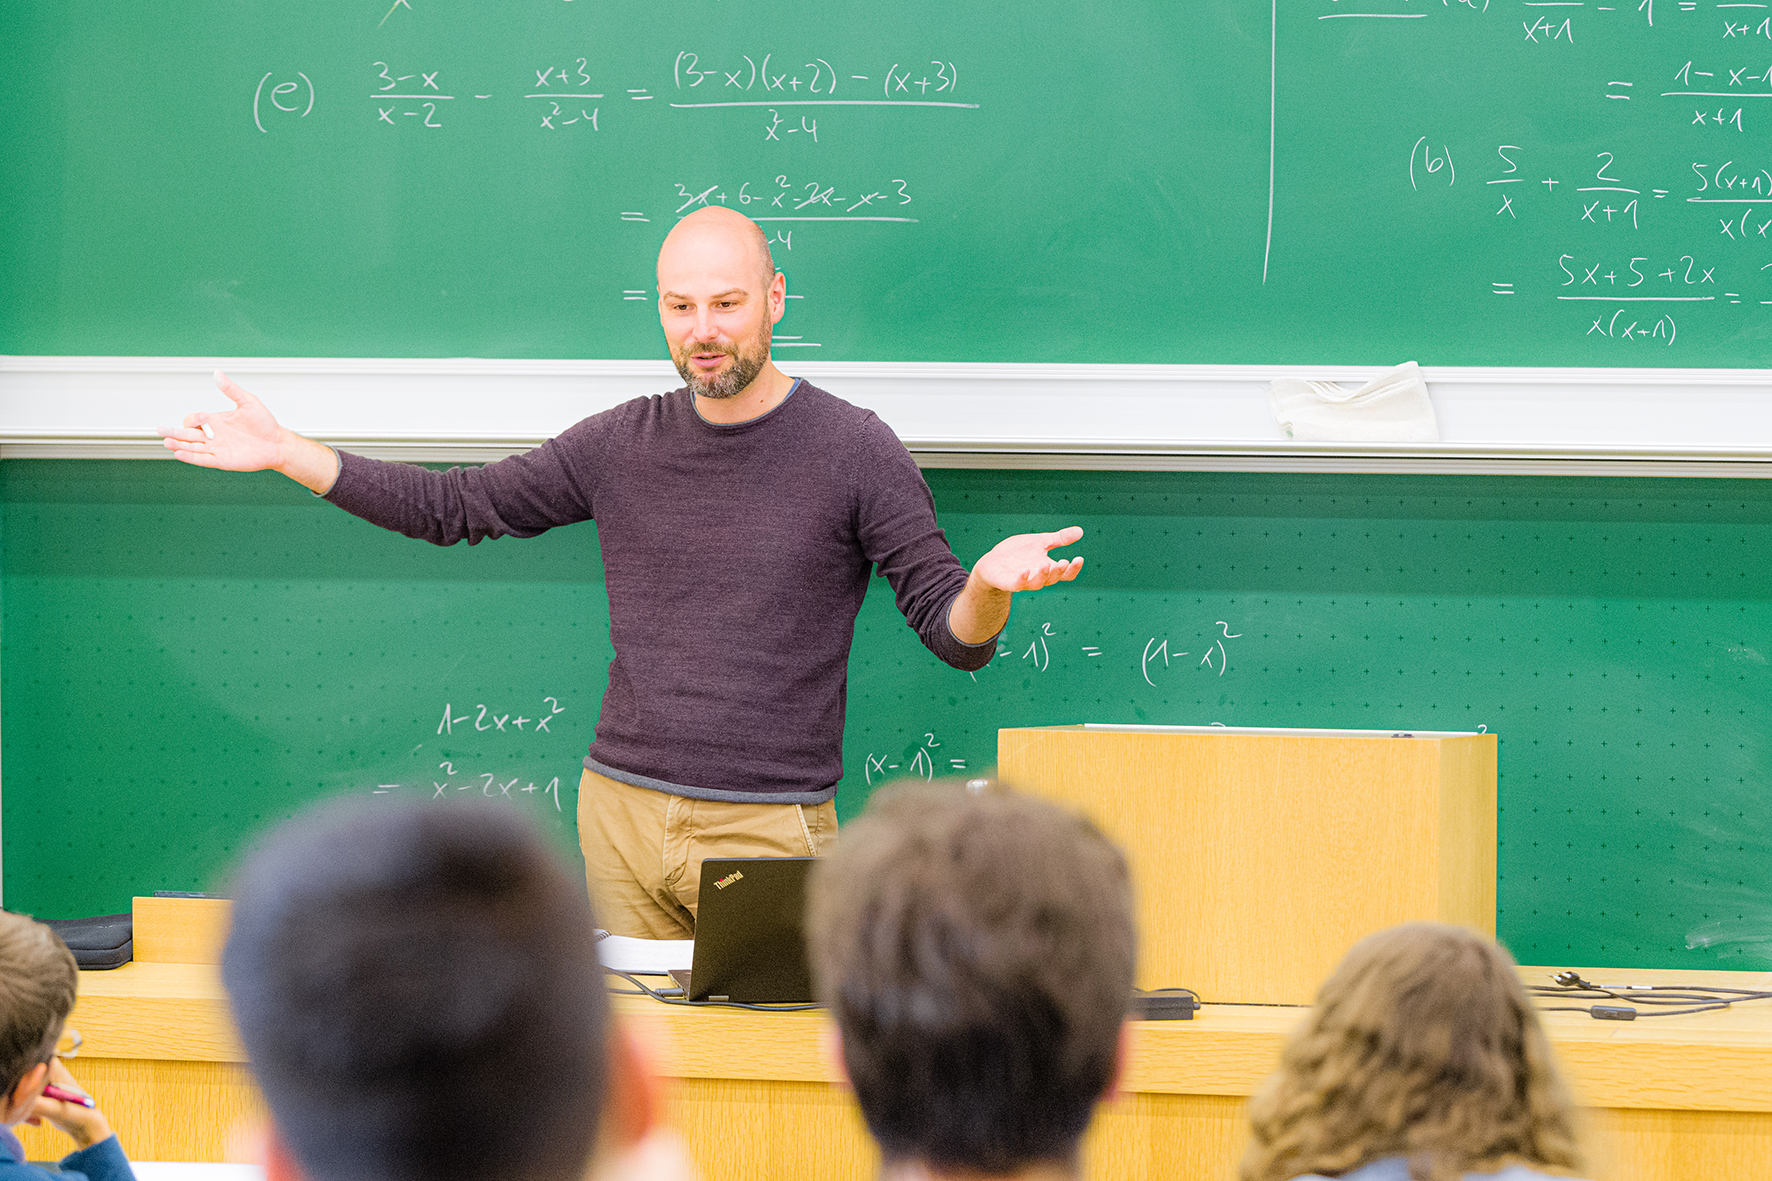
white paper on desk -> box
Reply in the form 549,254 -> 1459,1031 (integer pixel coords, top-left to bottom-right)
130,1164 -> 265,1181
598,935 -> 694,975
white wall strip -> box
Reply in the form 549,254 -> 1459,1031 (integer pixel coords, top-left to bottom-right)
2,356 -> 1770,475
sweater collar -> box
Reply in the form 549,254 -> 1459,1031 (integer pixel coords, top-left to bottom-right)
687,377 -> 802,431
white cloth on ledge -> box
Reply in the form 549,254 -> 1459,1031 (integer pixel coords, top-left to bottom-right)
1269,360 -> 1440,442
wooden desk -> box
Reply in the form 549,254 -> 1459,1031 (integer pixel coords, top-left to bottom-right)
23,903 -> 1772,1181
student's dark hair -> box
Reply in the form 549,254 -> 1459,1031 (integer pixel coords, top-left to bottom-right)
223,798 -> 609,1181
807,780 -> 1135,1175
0,911 -> 78,1097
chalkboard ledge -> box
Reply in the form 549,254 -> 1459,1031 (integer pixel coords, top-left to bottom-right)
3,356 -> 1770,476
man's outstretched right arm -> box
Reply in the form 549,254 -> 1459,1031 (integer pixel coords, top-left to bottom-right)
158,370 -> 341,493
158,371 -> 598,545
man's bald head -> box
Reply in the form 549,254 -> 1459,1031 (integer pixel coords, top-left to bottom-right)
655,206 -> 786,403
657,206 -> 775,290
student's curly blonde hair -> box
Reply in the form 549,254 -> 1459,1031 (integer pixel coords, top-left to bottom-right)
1240,923 -> 1582,1181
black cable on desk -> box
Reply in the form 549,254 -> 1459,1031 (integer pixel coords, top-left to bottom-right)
603,968 -> 822,1012
1530,971 -> 1772,1019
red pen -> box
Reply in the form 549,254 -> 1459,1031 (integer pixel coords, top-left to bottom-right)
42,1084 -> 95,1109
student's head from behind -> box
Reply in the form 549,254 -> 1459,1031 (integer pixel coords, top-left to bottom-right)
1240,922 -> 1581,1181
807,780 -> 1136,1178
223,798 -> 610,1181
0,911 -> 77,1122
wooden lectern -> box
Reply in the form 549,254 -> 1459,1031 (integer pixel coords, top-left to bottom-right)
998,724 -> 1497,1005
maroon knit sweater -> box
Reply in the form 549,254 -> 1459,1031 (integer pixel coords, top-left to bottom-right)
324,380 -> 994,803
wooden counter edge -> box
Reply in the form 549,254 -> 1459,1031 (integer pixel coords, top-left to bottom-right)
70,991 -> 245,1063
69,961 -> 244,1063
73,909 -> 1772,1113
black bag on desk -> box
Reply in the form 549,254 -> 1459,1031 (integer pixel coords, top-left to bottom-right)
42,913 -> 133,970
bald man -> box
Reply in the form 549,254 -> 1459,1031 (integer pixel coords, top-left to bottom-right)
158,207 -> 1084,937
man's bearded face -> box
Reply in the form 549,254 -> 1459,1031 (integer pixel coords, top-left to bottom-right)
671,309 -> 772,400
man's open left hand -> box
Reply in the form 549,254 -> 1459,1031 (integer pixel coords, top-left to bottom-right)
972,526 -> 1085,593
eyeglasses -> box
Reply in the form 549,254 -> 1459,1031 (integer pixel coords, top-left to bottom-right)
55,1027 -> 82,1060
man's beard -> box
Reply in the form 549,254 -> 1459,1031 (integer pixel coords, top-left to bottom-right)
671,321 -> 772,400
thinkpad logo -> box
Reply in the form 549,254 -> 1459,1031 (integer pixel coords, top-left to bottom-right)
714,870 -> 744,890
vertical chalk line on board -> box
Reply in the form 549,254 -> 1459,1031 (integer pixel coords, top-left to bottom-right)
1263,0 -> 1276,284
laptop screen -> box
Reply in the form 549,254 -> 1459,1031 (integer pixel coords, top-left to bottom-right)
684,856 -> 818,1004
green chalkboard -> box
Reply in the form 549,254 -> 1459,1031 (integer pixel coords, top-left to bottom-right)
5,0 -> 1772,365
7,459 -> 1772,973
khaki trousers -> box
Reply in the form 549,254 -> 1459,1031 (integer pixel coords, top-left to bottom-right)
577,767 -> 838,939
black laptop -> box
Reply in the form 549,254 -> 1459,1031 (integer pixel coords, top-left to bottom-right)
668,856 -> 818,1004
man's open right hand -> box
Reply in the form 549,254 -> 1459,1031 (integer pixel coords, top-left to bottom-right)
157,372 -> 340,493
157,371 -> 286,471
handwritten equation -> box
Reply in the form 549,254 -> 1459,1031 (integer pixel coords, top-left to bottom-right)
1408,134 -> 1772,327
671,50 -> 968,105
863,730 -> 969,786
368,61 -> 477,129
1313,0 -> 1772,345
605,173 -> 920,283
665,174 -> 914,219
252,54 -> 976,138
437,696 -> 566,735
365,695 -> 573,811
364,769 -> 564,812
966,618 -> 1247,683
426,762 -> 564,811
862,618 -> 1249,790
